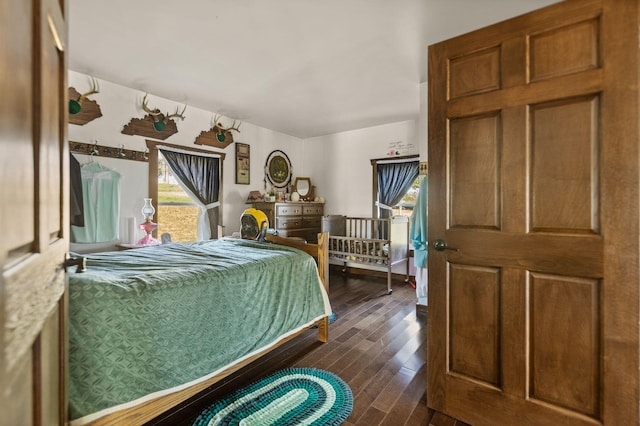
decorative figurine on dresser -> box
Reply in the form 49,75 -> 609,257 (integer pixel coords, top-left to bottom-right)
253,177 -> 324,243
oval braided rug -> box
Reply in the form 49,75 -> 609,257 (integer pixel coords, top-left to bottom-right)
192,368 -> 353,426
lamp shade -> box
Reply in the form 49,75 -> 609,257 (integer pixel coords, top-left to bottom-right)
141,198 -> 155,221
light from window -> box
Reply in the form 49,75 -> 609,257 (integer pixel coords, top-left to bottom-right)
393,176 -> 421,217
157,155 -> 199,242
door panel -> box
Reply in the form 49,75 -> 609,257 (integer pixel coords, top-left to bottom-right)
531,96 -> 599,233
529,18 -> 599,81
5,355 -> 34,426
450,47 -> 501,98
449,264 -> 500,387
2,0 -> 36,264
39,304 -> 64,424
1,0 -> 68,424
530,273 -> 600,417
450,113 -> 500,229
428,0 -> 638,425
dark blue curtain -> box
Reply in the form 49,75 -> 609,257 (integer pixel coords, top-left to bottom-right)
159,147 -> 221,239
377,160 -> 419,219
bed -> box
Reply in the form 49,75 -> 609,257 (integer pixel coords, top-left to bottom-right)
322,216 -> 409,294
67,233 -> 331,426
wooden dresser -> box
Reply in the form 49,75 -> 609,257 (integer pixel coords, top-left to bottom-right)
252,201 -> 324,243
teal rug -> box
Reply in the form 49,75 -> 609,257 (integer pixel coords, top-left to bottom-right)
192,368 -> 353,426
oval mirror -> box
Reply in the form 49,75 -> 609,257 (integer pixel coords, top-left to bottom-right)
294,177 -> 311,197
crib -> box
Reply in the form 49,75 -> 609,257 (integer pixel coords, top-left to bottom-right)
322,215 -> 410,294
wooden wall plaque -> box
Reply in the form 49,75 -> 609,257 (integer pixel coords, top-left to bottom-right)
68,87 -> 102,125
122,115 -> 179,140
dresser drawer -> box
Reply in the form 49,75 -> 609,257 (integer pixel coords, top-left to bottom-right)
303,205 -> 323,216
276,204 -> 303,216
276,217 -> 302,229
303,217 -> 322,228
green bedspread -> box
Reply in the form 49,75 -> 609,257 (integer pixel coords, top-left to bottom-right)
68,238 -> 331,422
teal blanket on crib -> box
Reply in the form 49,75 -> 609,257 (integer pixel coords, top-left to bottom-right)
68,238 -> 330,422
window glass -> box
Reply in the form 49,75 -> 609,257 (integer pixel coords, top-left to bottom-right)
392,176 -> 421,217
157,155 -> 198,242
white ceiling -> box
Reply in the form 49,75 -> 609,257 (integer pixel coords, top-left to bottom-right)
68,0 -> 559,139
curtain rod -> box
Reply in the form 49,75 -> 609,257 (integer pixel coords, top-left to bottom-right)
371,154 -> 419,165
157,144 -> 222,159
146,139 -> 226,160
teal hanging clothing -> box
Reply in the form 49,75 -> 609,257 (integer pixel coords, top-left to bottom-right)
409,176 -> 428,268
71,162 -> 121,243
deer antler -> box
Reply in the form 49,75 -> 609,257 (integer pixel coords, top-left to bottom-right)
142,93 -> 163,117
166,104 -> 187,121
140,94 -> 186,132
226,120 -> 241,133
212,114 -> 241,133
77,77 -> 99,102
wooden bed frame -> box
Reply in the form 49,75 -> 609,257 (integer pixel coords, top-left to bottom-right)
76,232 -> 329,426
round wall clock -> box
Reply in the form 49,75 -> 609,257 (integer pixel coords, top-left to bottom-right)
264,150 -> 292,188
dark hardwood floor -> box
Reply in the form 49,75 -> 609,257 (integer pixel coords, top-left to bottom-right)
148,269 -> 433,426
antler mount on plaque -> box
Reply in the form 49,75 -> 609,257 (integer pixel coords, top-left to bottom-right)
68,77 -> 102,125
121,93 -> 187,140
194,114 -> 242,149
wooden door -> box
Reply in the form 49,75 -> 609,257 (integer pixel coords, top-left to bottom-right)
427,0 -> 639,425
1,0 -> 68,424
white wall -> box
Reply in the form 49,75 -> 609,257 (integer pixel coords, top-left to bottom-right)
68,72 -> 426,252
302,120 -> 421,217
419,82 -> 428,162
69,71 -> 305,250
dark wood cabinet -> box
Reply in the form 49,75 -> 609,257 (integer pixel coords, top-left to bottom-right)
252,202 -> 324,243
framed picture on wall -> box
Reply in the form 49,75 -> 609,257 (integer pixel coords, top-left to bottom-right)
235,142 -> 250,184
264,149 -> 292,189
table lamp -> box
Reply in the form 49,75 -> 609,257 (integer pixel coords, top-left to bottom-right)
137,198 -> 160,245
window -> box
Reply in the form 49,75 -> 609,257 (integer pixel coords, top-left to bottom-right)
157,155 -> 199,242
371,155 -> 419,219
146,140 -> 225,241
392,175 -> 421,218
